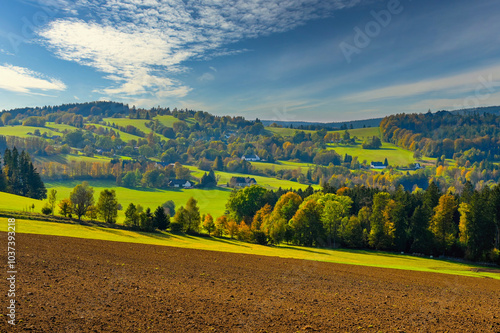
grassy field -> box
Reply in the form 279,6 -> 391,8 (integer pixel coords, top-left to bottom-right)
45,122 -> 79,132
266,127 -> 313,137
185,166 -> 314,190
155,115 -> 184,127
102,117 -> 152,134
45,180 -> 231,222
2,217 -> 499,280
0,192 -> 44,213
0,125 -> 60,138
250,160 -> 313,175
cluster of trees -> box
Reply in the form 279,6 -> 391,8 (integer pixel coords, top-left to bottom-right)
124,204 -> 170,231
43,182 -> 120,223
381,111 -> 500,162
361,136 -> 382,149
0,148 -> 46,199
220,183 -> 500,263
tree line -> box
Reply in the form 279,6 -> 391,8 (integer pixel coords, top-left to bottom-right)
0,148 -> 46,199
221,182 -> 500,263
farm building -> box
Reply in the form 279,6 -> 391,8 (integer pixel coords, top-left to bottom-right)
229,177 -> 257,188
241,154 -> 260,161
169,179 -> 193,188
370,161 -> 386,169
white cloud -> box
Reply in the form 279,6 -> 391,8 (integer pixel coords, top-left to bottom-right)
198,72 -> 215,82
342,64 -> 500,103
0,64 -> 66,94
0,49 -> 15,56
37,0 -> 360,105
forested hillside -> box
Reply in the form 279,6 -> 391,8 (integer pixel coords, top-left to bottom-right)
380,111 -> 500,163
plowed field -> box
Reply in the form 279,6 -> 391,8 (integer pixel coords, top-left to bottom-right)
2,233 -> 499,332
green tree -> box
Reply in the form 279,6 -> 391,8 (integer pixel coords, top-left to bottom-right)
289,199 -> 324,247
459,190 -> 495,260
124,203 -> 140,228
173,206 -> 188,232
96,189 -> 118,224
48,189 -> 57,216
429,194 -> 458,255
70,182 -> 94,219
264,192 -> 302,243
226,185 -> 268,222
122,171 -> 137,187
162,200 -> 176,216
85,205 -> 98,220
154,205 -> 169,230
342,216 -> 364,248
184,197 -> 201,233
321,195 -> 352,248
213,156 -> 224,171
140,208 -> 154,231
369,192 -> 395,250
409,205 -> 433,254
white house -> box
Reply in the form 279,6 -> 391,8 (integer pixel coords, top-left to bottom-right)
169,179 -> 193,188
241,154 -> 260,161
370,161 -> 386,169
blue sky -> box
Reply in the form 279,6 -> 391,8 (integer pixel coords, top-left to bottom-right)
1,0 -> 500,122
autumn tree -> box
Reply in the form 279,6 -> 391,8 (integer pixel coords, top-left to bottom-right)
226,220 -> 238,239
429,194 -> 458,255
203,214 -> 216,235
214,215 -> 228,237
58,198 -> 73,217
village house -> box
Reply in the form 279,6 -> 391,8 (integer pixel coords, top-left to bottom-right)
370,161 -> 386,169
228,176 -> 257,188
168,179 -> 193,188
241,154 -> 260,161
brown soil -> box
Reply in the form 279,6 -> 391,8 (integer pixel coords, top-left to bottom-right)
2,232 -> 500,332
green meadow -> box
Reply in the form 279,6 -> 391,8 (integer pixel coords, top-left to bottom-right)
102,117 -> 152,133
185,165 -> 315,190
2,217 -> 498,280
45,180 -> 232,222
0,125 -> 60,138
0,192 -> 44,213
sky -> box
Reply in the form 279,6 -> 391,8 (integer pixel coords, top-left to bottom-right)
1,0 -> 500,122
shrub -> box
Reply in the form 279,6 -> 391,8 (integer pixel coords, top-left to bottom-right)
41,205 -> 52,215
170,222 -> 183,232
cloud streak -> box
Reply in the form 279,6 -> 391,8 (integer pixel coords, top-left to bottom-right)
342,64 -> 500,103
0,64 -> 66,94
37,0 -> 360,104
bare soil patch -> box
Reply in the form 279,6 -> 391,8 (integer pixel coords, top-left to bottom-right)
2,232 -> 499,332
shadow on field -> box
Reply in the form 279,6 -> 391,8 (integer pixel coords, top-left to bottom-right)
97,227 -> 135,237
337,249 -> 419,260
204,237 -> 251,248
282,246 -> 330,256
137,231 -> 172,240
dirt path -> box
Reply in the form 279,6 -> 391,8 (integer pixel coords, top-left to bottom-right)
1,232 -> 499,332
